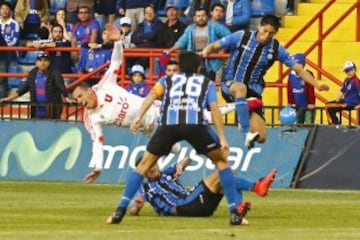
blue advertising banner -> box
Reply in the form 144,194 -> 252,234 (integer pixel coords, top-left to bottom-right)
0,121 -> 308,187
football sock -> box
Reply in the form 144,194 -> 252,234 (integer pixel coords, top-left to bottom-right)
234,176 -> 255,191
235,97 -> 250,133
219,167 -> 239,212
118,171 -> 144,209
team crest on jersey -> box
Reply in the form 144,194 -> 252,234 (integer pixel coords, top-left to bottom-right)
267,49 -> 275,60
6,26 -> 11,33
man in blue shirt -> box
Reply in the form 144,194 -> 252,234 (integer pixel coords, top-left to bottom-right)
107,51 -> 251,226
0,1 -> 20,97
202,14 -> 329,148
129,156 -> 277,221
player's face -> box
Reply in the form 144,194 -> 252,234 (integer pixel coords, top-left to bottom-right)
256,24 -> 278,44
102,29 -> 110,42
195,10 -> 208,27
144,7 -> 155,22
56,9 -> 66,22
165,64 -> 179,76
145,164 -> 160,180
72,87 -> 95,109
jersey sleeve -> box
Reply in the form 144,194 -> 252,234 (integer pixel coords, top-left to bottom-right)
278,45 -> 297,67
219,31 -> 242,51
152,77 -> 166,98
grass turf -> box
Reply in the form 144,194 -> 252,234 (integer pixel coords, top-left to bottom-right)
1,181 -> 360,240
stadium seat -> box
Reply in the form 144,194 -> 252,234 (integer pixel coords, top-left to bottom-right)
49,0 -> 67,15
7,64 -> 24,89
17,51 -> 39,65
251,0 -> 275,17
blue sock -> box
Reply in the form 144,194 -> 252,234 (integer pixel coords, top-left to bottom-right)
234,176 -> 255,192
118,171 -> 144,209
235,97 -> 250,133
219,167 -> 239,212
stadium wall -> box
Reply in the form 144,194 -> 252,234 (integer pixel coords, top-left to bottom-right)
1,120 -> 309,188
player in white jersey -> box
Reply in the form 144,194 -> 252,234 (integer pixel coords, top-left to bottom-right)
72,24 -> 236,183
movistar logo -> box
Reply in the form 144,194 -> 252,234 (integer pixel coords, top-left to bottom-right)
0,128 -> 82,177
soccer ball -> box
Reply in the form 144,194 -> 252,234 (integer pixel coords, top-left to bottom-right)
279,107 -> 297,125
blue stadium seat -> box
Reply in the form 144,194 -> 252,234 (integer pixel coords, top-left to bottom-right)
49,0 -> 67,15
7,64 -> 24,89
17,51 -> 39,65
251,0 -> 275,17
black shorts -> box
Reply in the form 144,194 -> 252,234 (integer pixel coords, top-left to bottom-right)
221,81 -> 265,120
176,181 -> 223,217
147,125 -> 220,156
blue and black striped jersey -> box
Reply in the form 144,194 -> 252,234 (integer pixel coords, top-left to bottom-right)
219,30 -> 296,95
157,73 -> 218,126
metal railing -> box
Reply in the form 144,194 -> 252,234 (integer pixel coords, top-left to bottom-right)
1,101 -> 359,127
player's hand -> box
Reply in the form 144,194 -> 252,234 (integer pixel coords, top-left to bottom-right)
317,83 -> 329,91
83,170 -> 101,184
220,141 -> 230,158
130,117 -> 141,133
105,23 -> 122,41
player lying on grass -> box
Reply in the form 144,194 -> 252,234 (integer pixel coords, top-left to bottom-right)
71,24 -> 237,184
122,156 -> 277,223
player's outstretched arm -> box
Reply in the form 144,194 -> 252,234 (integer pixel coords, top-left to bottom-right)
293,64 -> 329,91
130,91 -> 158,133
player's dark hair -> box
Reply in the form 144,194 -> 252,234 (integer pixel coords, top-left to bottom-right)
179,51 -> 201,73
166,60 -> 178,67
51,23 -> 64,33
260,14 -> 281,32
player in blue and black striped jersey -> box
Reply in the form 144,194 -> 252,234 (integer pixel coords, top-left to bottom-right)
202,14 -> 329,148
128,157 -> 276,222
107,51 -> 250,226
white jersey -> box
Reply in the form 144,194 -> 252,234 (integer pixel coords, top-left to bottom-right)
83,40 -> 159,170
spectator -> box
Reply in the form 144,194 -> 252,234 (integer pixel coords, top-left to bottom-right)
94,0 -> 117,30
117,0 -> 155,31
71,6 -> 101,60
287,53 -> 316,124
162,4 -> 187,48
131,4 -> 166,68
50,8 -> 72,41
14,0 -> 50,39
0,52 -> 71,119
26,24 -> 74,85
0,1 -> 20,98
210,3 -> 226,25
222,0 -> 251,32
125,64 -> 150,97
113,16 -> 134,48
187,0 -> 220,19
77,26 -> 114,85
66,0 -> 95,24
325,61 -> 360,125
166,8 -> 231,80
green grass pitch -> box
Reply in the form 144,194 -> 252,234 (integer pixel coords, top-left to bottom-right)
1,181 -> 360,240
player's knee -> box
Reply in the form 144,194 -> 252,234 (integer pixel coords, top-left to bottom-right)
231,82 -> 247,97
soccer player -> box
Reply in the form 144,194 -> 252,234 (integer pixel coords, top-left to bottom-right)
106,51 -> 251,226
128,156 -> 277,221
201,14 -> 329,148
71,25 -> 235,184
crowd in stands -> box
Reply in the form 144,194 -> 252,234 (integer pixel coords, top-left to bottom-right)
0,0 -> 359,124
